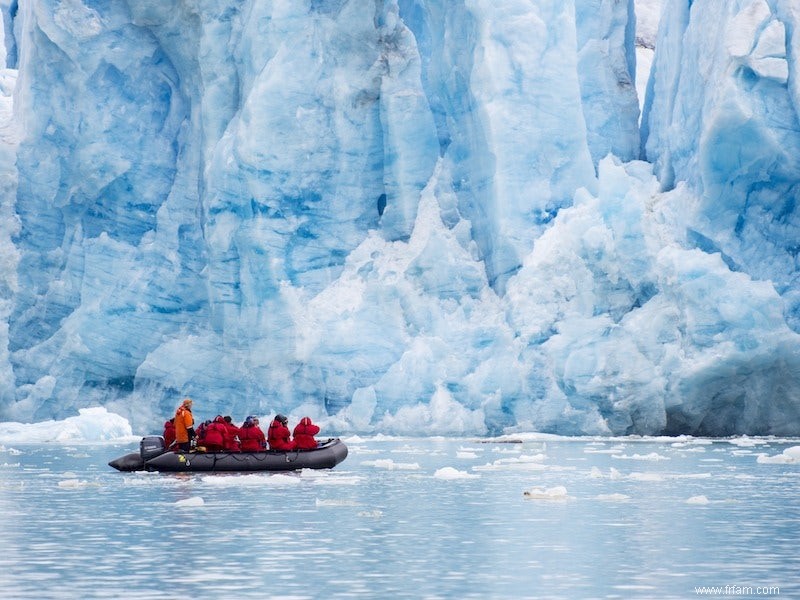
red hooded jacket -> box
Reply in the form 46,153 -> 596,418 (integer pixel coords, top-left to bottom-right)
292,417 -> 320,450
203,416 -> 227,451
268,419 -> 296,451
239,421 -> 266,452
163,419 -> 176,448
223,419 -> 241,451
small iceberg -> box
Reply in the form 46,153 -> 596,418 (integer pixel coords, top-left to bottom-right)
175,496 -> 205,508
756,446 -> 800,464
361,458 -> 420,470
595,493 -> 630,502
686,495 -> 710,505
523,485 -> 571,500
433,467 -> 479,480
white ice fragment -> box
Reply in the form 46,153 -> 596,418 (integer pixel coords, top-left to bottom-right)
756,446 -> 800,464
524,486 -> 571,500
686,495 -> 710,505
456,451 -> 479,459
315,498 -> 361,507
433,467 -> 479,480
57,479 -> 89,488
728,437 -> 767,447
175,497 -> 205,508
595,493 -> 630,502
361,459 -> 420,470
628,472 -> 664,482
612,452 -> 670,461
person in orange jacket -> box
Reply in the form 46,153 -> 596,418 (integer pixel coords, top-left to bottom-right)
267,414 -> 296,451
293,416 -> 320,450
173,398 -> 195,452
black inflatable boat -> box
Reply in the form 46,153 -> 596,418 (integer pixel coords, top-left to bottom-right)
109,435 -> 348,473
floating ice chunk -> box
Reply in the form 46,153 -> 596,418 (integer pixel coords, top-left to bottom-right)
498,453 -> 546,464
0,407 -> 135,444
727,437 -> 768,447
612,452 -> 670,461
589,467 -> 624,480
585,445 -> 627,454
309,475 -> 362,486
433,467 -> 479,480
756,446 -> 800,464
57,479 -> 90,488
456,451 -> 479,459
523,486 -> 571,500
361,459 -> 420,470
357,510 -> 383,518
686,495 -> 710,505
175,497 -> 205,508
608,467 -> 625,481
628,472 -> 665,482
315,499 -> 361,507
595,493 -> 630,502
474,453 -> 549,472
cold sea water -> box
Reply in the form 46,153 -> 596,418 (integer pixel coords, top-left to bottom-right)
0,435 -> 799,599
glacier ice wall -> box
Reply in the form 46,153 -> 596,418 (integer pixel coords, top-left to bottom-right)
1,0 -> 799,436
643,0 -> 800,329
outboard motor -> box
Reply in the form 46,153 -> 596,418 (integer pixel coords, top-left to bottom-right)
140,435 -> 167,461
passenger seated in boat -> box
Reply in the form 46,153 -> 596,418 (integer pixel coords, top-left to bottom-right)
194,419 -> 211,448
293,416 -> 320,450
222,416 -> 241,451
202,415 -> 227,452
163,418 -> 176,449
239,416 -> 267,451
268,414 -> 296,451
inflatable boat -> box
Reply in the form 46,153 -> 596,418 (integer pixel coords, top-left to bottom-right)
109,435 -> 348,473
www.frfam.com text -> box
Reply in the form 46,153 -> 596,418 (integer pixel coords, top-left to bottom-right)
695,585 -> 780,596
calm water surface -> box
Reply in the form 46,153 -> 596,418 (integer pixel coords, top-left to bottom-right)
0,436 -> 798,599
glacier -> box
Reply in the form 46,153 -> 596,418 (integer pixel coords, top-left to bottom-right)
0,0 -> 799,437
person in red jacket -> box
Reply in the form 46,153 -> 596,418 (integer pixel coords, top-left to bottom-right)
202,415 -> 227,452
292,416 -> 320,450
222,416 -> 240,451
163,418 -> 176,449
239,416 -> 266,452
268,414 -> 296,451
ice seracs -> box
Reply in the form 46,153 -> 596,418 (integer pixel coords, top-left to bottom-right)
0,1 -> 799,437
